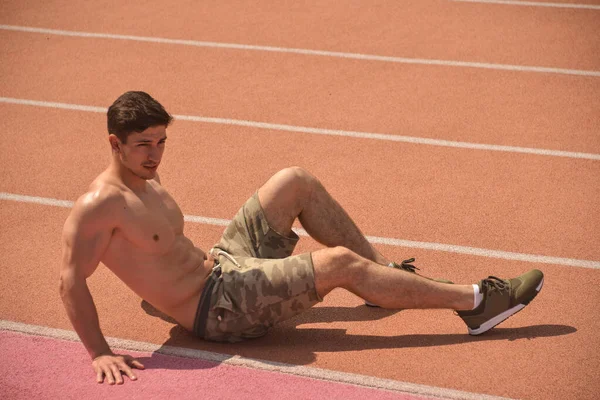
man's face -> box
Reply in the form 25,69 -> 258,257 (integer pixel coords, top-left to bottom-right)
112,125 -> 167,180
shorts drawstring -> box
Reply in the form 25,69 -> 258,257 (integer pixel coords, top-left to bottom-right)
210,247 -> 241,268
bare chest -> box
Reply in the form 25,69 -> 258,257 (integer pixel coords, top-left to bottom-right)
112,185 -> 185,254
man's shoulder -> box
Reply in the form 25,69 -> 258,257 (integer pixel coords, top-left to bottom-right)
71,182 -> 126,223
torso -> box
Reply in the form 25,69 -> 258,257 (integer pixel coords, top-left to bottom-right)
98,177 -> 211,331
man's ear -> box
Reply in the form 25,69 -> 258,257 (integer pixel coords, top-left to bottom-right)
108,134 -> 121,153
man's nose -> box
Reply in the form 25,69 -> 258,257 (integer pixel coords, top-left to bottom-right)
148,146 -> 161,161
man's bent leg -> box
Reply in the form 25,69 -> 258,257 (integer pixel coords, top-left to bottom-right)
312,246 -> 473,310
258,167 -> 390,265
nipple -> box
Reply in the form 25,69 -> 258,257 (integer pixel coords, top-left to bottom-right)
153,234 -> 159,241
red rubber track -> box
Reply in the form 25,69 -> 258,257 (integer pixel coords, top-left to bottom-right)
1,1 -> 599,399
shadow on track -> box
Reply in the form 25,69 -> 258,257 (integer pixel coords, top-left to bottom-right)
139,300 -> 576,369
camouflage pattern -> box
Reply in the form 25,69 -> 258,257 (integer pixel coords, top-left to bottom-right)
200,192 -> 322,342
212,192 -> 301,259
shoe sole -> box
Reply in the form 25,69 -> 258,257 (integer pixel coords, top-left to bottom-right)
467,277 -> 544,335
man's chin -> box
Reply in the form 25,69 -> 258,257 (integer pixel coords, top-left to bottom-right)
137,168 -> 157,180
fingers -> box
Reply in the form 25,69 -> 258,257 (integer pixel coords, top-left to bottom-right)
95,366 -> 116,385
97,365 -> 117,385
127,357 -> 145,370
92,354 -> 142,384
120,364 -> 138,381
110,364 -> 124,384
93,363 -> 110,384
96,370 -> 104,384
130,360 -> 145,370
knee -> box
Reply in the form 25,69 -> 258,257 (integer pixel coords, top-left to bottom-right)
326,246 -> 358,267
313,246 -> 362,292
277,166 -> 319,191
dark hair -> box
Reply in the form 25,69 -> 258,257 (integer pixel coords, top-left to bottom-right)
107,91 -> 173,143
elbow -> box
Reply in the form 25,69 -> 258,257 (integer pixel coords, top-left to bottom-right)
58,271 -> 76,299
58,274 -> 68,299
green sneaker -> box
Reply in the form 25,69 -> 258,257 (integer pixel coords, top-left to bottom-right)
457,269 -> 544,335
365,258 -> 453,307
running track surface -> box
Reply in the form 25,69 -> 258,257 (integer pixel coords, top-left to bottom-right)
1,1 -> 599,399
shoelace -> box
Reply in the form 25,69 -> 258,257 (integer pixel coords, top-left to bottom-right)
391,258 -> 420,273
454,276 -> 509,315
482,276 -> 509,296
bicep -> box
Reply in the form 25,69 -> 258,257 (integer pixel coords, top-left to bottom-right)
61,203 -> 115,281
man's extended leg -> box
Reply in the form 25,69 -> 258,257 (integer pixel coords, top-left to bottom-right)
311,246 -> 472,309
311,246 -> 544,335
257,166 -> 390,265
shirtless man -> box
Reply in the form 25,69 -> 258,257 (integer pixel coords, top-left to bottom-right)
60,91 -> 544,385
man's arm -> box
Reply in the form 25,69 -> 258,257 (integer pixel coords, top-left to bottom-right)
59,191 -> 144,384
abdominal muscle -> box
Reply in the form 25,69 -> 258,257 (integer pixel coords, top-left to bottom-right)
102,232 -> 213,331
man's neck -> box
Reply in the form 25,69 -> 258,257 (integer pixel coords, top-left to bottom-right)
108,159 -> 149,193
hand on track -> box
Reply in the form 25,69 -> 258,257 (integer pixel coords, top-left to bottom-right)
92,353 -> 145,384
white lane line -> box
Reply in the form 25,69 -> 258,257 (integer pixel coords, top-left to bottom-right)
2,192 -> 599,270
451,0 -> 600,10
2,96 -> 600,161
1,24 -> 599,77
0,320 -> 513,400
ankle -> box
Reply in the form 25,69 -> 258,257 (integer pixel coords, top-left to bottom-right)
472,284 -> 483,309
454,285 -> 479,311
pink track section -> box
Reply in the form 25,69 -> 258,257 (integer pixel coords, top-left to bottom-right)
0,331 -> 426,400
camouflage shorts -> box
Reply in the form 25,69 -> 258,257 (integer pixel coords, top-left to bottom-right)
199,192 -> 322,342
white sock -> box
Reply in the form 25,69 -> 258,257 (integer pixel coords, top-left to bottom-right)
472,284 -> 483,309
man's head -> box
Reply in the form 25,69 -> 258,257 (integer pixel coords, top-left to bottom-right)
107,91 -> 173,181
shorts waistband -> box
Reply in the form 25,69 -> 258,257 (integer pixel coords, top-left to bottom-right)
193,263 -> 222,338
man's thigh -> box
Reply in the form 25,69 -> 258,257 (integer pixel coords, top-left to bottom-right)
214,192 -> 299,259
204,253 -> 322,342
